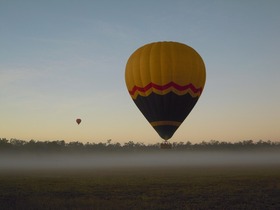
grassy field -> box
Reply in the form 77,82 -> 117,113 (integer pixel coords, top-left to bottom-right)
0,166 -> 280,210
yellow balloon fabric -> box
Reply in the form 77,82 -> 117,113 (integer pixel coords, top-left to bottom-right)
125,41 -> 206,140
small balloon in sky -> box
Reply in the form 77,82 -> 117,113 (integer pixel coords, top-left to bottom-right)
125,41 -> 206,141
76,118 -> 81,125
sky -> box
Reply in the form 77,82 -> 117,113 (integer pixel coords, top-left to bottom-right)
1,0 -> 279,144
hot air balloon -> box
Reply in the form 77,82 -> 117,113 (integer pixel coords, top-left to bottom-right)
76,118 -> 81,125
125,41 -> 206,147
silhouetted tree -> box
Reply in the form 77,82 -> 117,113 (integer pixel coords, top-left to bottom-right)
0,138 -> 279,153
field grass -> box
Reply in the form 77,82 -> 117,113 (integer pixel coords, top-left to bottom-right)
0,166 -> 280,210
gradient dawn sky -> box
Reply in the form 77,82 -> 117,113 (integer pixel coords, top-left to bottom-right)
1,0 -> 279,144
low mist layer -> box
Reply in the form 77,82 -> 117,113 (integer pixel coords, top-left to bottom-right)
1,151 -> 280,171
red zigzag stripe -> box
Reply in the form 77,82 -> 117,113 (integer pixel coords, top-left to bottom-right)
129,82 -> 203,96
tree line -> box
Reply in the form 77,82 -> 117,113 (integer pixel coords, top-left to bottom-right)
0,138 -> 279,153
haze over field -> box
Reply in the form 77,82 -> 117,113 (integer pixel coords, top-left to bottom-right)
1,151 -> 279,172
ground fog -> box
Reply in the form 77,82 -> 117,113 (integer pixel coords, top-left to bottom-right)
1,151 -> 279,171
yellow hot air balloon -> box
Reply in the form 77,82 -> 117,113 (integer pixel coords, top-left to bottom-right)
125,41 -> 206,143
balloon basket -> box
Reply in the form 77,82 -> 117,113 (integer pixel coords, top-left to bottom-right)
160,141 -> 172,149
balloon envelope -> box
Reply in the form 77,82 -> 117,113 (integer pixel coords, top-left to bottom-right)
125,41 -> 206,140
76,118 -> 81,125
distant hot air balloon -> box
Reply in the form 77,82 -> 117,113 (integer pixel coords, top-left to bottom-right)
125,41 -> 206,142
76,118 -> 81,125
